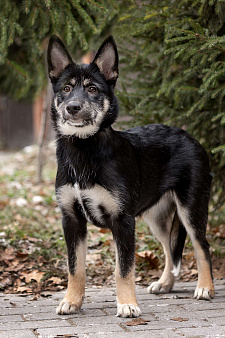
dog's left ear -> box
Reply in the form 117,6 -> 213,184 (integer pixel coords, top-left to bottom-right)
92,36 -> 119,83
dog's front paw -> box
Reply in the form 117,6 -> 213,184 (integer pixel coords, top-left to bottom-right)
56,299 -> 81,315
194,287 -> 214,300
147,281 -> 173,294
116,304 -> 142,318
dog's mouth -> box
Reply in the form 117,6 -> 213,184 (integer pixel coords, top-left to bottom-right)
62,117 -> 91,128
63,120 -> 89,128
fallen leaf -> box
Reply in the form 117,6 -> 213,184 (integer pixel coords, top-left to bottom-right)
0,276 -> 12,289
0,247 -> 16,261
16,252 -> 29,261
135,276 -> 142,282
171,317 -> 189,322
184,252 -> 194,260
38,256 -> 47,265
136,250 -> 159,269
31,295 -> 39,301
48,277 -> 62,285
22,270 -> 45,283
125,318 -> 150,326
26,236 -> 41,243
5,262 -> 25,272
16,286 -> 32,293
148,269 -> 162,278
86,253 -> 101,262
190,269 -> 198,276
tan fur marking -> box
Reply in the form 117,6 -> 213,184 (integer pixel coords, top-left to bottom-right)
83,78 -> 91,86
59,238 -> 87,311
159,242 -> 175,287
194,240 -> 214,296
56,184 -> 77,216
115,264 -> 138,305
103,98 -> 110,113
174,194 -> 214,298
70,78 -> 76,85
114,244 -> 137,306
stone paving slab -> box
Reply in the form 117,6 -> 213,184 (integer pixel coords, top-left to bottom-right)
0,280 -> 224,338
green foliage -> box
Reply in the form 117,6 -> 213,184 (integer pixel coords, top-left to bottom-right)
1,0 -> 224,221
113,0 -> 225,219
0,0 -> 117,100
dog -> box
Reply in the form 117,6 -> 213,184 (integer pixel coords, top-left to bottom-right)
47,35 -> 214,318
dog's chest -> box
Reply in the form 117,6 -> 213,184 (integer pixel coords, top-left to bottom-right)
57,183 -> 121,225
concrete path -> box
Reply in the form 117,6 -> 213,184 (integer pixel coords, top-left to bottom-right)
0,280 -> 225,338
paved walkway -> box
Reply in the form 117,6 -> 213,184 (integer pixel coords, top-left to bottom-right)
0,280 -> 225,338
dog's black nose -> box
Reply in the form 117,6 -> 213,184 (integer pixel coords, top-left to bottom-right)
66,102 -> 81,115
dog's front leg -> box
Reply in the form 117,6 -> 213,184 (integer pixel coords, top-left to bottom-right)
57,212 -> 87,315
112,215 -> 142,318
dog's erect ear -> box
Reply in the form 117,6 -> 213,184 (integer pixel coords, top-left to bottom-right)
47,35 -> 73,82
92,36 -> 119,83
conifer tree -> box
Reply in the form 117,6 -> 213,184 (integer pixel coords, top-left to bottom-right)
0,0 -> 117,100
113,0 -> 225,219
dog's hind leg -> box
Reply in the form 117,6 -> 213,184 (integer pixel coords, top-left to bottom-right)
174,194 -> 214,300
56,207 -> 87,315
112,215 -> 142,318
143,192 -> 181,294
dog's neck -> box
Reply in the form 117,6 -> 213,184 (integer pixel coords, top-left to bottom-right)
56,127 -> 116,188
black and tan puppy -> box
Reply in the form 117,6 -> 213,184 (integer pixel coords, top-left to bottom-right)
47,35 -> 214,318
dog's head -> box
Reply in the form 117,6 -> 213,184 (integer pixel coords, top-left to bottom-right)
47,35 -> 119,139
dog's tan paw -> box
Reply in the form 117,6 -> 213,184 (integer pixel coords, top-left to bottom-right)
147,281 -> 173,294
194,287 -> 214,300
116,304 -> 142,318
56,300 -> 81,315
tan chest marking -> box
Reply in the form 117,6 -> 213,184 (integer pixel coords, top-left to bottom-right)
57,183 -> 121,223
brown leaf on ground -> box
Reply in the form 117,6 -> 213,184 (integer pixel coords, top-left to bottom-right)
148,269 -> 162,278
25,236 -> 41,243
16,252 -> 29,261
48,277 -> 63,285
0,247 -> 16,262
0,276 -> 12,289
171,317 -> 189,322
190,269 -> 198,276
22,270 -> 45,283
136,250 -> 159,269
86,253 -> 102,263
125,318 -> 150,326
16,286 -> 33,293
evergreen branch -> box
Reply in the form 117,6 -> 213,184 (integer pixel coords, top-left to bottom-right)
30,7 -> 38,26
44,0 -> 52,8
6,60 -> 28,78
211,112 -> 225,122
86,0 -> 105,10
169,27 -> 225,54
211,145 -> 225,153
211,85 -> 225,99
22,0 -> 31,14
69,0 -> 97,33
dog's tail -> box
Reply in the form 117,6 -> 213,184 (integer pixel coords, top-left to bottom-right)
170,210 -> 187,277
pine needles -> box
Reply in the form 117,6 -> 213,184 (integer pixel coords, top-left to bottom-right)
0,0 -> 113,99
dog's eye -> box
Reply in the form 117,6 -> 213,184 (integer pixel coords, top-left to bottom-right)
63,85 -> 71,93
88,86 -> 97,93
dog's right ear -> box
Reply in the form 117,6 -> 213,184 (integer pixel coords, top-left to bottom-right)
47,35 -> 73,82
